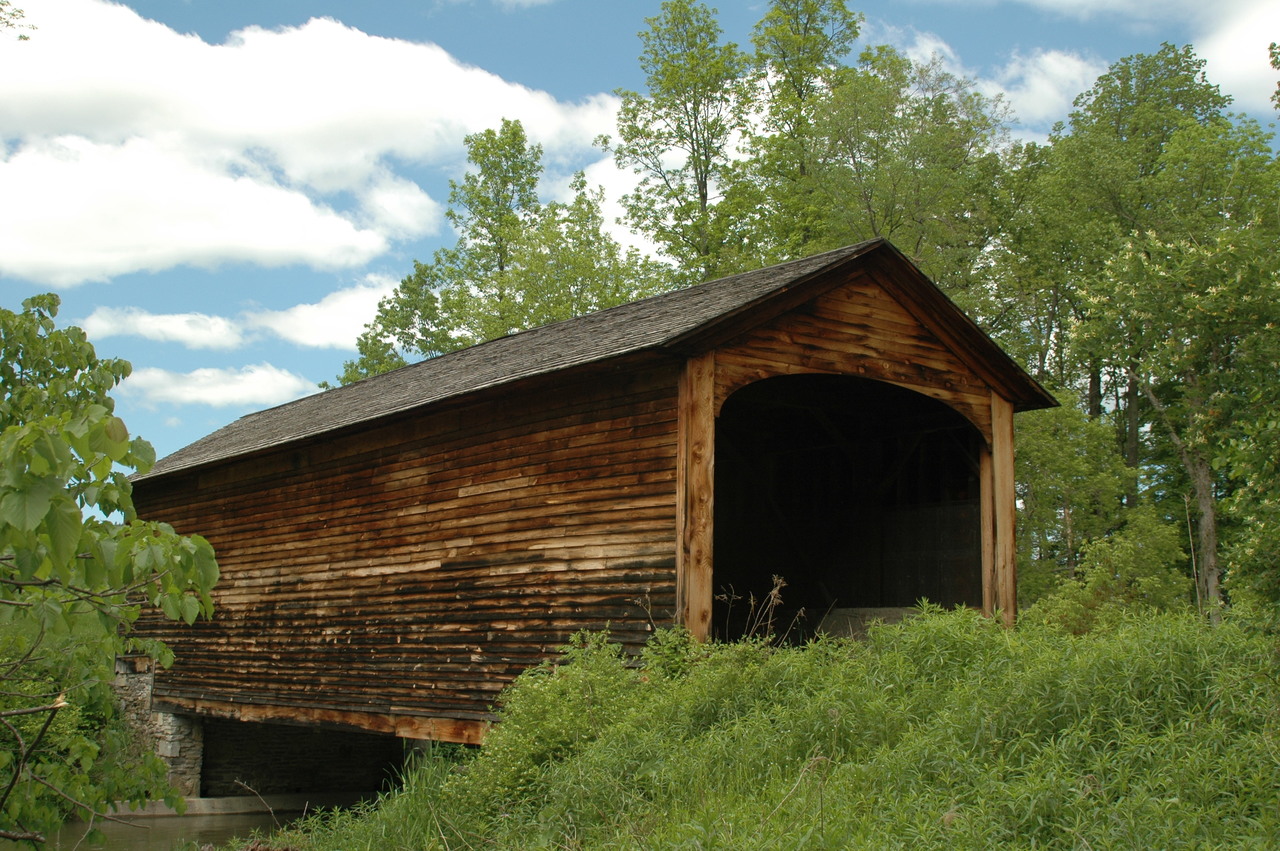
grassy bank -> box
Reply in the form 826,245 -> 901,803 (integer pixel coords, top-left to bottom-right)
256,607 -> 1280,849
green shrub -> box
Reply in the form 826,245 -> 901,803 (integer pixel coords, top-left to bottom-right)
260,608 -> 1280,850
1024,505 -> 1193,633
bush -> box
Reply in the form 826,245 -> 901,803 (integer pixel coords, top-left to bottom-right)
1023,505 -> 1192,633
262,608 -> 1280,850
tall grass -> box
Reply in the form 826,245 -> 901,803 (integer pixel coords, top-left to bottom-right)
261,607 -> 1280,849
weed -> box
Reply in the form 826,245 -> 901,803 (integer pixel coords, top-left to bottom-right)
245,609 -> 1280,850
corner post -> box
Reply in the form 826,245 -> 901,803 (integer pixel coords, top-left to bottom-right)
990,394 -> 1017,626
676,351 -> 715,640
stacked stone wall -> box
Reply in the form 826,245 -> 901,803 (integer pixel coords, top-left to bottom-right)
114,655 -> 405,798
113,655 -> 203,796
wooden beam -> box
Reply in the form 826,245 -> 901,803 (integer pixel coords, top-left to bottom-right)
980,444 -> 996,618
151,696 -> 490,745
676,351 -> 716,640
991,394 -> 1017,625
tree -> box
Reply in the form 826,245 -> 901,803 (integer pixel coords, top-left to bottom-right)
0,295 -> 219,843
960,44 -> 1280,621
800,46 -> 1010,290
1015,402 -> 1134,605
334,120 -> 670,385
1041,44 -> 1230,427
502,174 -> 668,326
1271,42 -> 1279,112
1078,215 -> 1280,617
601,0 -> 750,282
434,118 -> 548,345
742,0 -> 863,261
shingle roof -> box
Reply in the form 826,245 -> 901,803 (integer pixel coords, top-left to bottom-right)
139,240 -> 1052,480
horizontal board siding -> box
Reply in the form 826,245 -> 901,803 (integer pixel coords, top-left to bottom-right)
714,280 -> 994,440
134,363 -> 681,736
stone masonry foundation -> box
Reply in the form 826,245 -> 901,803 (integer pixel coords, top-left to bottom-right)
113,655 -> 203,796
114,656 -> 406,800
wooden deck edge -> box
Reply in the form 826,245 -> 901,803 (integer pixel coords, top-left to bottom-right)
152,696 -> 490,745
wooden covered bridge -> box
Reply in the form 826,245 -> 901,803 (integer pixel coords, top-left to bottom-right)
132,239 -> 1055,757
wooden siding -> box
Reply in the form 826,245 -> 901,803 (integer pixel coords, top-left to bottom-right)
711,272 -> 995,443
677,271 -> 1011,626
132,253 -> 1041,744
133,360 -> 682,741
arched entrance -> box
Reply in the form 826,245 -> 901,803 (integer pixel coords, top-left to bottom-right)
712,374 -> 984,641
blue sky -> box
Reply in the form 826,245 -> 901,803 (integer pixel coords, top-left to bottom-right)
2,0 -> 1277,464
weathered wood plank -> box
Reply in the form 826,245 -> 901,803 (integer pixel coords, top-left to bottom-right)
676,350 -> 715,640
980,444 -> 996,617
134,361 -> 684,734
991,394 -> 1017,625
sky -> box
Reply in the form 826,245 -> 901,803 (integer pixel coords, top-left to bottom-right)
2,0 -> 1277,465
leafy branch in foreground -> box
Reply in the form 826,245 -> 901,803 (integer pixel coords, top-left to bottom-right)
0,294 -> 220,843
0,0 -> 32,40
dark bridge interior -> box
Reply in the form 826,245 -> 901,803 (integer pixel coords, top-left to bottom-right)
712,375 -> 983,641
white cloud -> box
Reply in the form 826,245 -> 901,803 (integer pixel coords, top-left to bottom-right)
868,0 -> 1275,137
80,306 -> 248,349
358,173 -> 444,240
121,363 -> 318,407
77,275 -> 399,352
989,0 -> 1278,115
0,136 -> 387,286
245,276 -> 398,349
1198,0 -> 1280,115
868,25 -> 1093,138
992,50 -> 1109,128
897,30 -> 965,71
0,0 -> 618,287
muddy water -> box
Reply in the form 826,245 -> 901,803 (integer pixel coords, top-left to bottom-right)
12,811 -> 297,850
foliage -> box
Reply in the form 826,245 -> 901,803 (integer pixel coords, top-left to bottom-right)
738,0 -> 863,263
1022,506 -> 1190,633
803,45 -> 1009,290
260,610 -> 1280,850
1272,42 -> 1279,112
1015,403 -> 1133,604
0,295 -> 219,843
0,0 -> 31,40
334,120 -> 669,385
985,43 -> 1279,612
600,0 -> 751,282
1076,210 -> 1280,611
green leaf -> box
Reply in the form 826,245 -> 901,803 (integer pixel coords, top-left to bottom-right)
13,545 -> 43,580
159,594 -> 180,622
179,594 -> 200,625
43,497 -> 83,571
129,438 -> 156,473
194,539 -> 220,592
0,477 -> 56,531
103,415 -> 128,445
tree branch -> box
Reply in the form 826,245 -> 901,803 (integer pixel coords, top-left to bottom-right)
0,695 -> 68,718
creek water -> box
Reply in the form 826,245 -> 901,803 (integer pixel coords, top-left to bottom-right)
6,811 -> 298,850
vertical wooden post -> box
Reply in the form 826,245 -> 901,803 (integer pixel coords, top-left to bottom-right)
979,445 -> 996,618
990,394 -> 1017,626
676,351 -> 716,640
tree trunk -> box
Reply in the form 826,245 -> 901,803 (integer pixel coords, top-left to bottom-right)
1189,453 -> 1221,620
1087,365 -> 1103,419
1133,369 -> 1222,619
1123,366 -> 1141,507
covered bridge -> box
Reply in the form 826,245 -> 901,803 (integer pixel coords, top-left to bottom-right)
132,239 -> 1055,752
